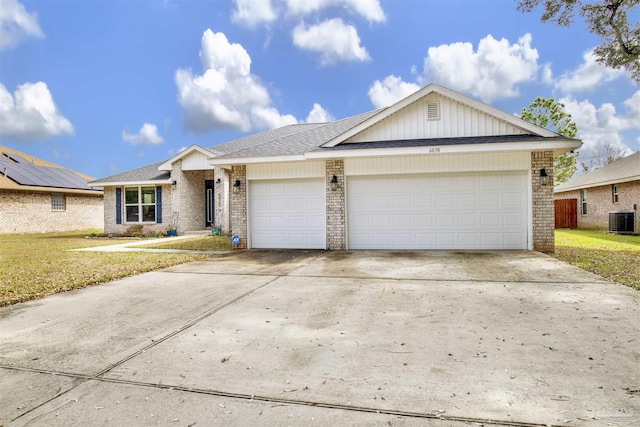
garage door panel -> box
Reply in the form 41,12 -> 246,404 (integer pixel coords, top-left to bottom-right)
348,172 -> 527,249
458,233 -> 478,247
436,213 -> 455,227
458,213 -> 477,227
250,179 -> 326,249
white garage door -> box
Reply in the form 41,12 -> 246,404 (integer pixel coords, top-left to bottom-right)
250,179 -> 326,249
347,172 -> 528,250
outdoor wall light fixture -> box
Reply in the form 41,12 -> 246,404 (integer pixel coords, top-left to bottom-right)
330,175 -> 338,191
171,180 -> 177,189
233,179 -> 241,194
540,168 -> 549,186
215,178 -> 221,184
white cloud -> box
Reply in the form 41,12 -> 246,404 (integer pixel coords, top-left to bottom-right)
368,75 -> 420,108
175,29 -> 297,132
306,103 -> 334,122
560,90 -> 640,158
423,33 -> 539,102
292,18 -> 370,65
232,0 -> 277,28
122,123 -> 164,144
286,0 -> 385,22
0,82 -> 74,141
556,50 -> 627,94
0,0 -> 44,50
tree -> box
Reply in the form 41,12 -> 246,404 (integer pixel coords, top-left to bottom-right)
516,0 -> 640,82
521,97 -> 579,184
579,142 -> 627,172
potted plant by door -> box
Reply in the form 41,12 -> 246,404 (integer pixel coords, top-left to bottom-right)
211,223 -> 222,236
166,225 -> 177,237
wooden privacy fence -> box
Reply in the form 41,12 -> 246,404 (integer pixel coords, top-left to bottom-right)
554,198 -> 577,229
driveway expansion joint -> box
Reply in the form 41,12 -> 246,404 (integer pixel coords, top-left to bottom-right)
0,364 -> 565,427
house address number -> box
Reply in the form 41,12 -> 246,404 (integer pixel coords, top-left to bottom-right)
428,147 -> 441,153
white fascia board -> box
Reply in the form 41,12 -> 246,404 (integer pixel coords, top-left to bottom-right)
321,83 -> 557,148
305,139 -> 582,160
554,175 -> 640,193
209,154 -> 306,166
90,179 -> 172,187
158,145 -> 216,171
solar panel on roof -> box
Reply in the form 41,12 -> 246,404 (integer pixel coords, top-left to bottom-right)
0,152 -> 92,190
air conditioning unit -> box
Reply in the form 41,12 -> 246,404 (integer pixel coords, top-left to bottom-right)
609,210 -> 635,235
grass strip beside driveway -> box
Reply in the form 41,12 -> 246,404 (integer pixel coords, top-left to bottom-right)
0,230 -> 209,307
134,235 -> 233,252
553,229 -> 640,290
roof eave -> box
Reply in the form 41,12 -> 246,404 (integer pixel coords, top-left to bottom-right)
306,139 -> 582,160
88,179 -> 172,187
555,175 -> 640,193
209,154 -> 306,166
0,184 -> 103,194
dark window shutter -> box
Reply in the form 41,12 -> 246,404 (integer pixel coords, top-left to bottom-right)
156,186 -> 162,224
115,187 -> 122,224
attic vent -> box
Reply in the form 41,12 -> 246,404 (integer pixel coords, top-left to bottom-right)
427,101 -> 440,120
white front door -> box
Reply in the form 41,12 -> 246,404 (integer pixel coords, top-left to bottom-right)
249,178 -> 326,249
347,172 -> 528,249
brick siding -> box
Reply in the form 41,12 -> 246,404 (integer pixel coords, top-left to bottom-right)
0,189 -> 103,234
230,165 -> 247,247
326,160 -> 346,250
170,160 -> 214,232
555,180 -> 640,232
531,151 -> 555,252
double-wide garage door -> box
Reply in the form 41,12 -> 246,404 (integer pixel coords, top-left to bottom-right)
248,172 -> 528,250
347,172 -> 528,250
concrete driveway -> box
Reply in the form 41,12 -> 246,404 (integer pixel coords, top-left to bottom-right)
1,251 -> 638,426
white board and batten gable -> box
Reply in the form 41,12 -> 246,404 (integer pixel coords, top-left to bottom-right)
344,92 -> 530,143
322,83 -> 558,148
158,145 -> 215,171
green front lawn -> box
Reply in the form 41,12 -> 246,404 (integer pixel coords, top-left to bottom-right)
553,229 -> 640,290
137,235 -> 233,251
0,230 -> 209,307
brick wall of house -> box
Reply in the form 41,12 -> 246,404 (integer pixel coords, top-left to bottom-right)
170,160 -> 213,231
230,165 -> 247,247
104,184 -> 172,235
556,181 -> 640,232
326,159 -> 346,250
214,167 -> 230,231
531,151 -> 555,252
0,189 -> 103,234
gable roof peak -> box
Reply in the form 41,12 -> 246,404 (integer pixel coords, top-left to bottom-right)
321,82 -> 558,148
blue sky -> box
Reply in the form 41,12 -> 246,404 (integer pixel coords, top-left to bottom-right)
1,0 -> 638,179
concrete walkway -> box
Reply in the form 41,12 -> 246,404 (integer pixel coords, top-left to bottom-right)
72,235 -> 230,254
1,250 -> 638,426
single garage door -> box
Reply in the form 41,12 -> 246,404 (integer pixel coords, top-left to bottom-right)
347,172 -> 528,249
250,178 -> 326,249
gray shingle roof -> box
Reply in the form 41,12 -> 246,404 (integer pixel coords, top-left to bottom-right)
555,151 -> 640,192
212,109 -> 384,159
90,162 -> 170,185
208,123 -> 324,156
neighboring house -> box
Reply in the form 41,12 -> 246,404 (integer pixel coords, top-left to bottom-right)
91,83 -> 581,252
0,146 -> 104,234
555,151 -> 640,232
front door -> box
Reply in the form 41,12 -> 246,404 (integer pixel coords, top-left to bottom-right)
205,180 -> 215,227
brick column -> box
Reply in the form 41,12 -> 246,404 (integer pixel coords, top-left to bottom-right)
531,151 -> 554,252
326,160 -> 346,250
230,165 -> 247,248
